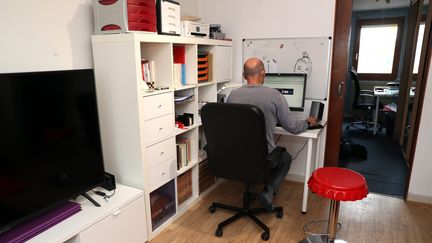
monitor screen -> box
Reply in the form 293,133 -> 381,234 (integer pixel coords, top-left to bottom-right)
0,69 -> 105,235
264,73 -> 307,111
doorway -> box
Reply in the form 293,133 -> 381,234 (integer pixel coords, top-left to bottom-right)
329,0 -> 430,198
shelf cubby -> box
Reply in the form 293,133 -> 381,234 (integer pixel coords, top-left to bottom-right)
150,180 -> 176,231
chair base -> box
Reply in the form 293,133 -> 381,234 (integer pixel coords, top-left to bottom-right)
299,235 -> 347,243
209,201 -> 283,241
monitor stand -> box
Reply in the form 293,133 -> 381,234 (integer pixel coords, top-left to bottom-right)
82,192 -> 101,207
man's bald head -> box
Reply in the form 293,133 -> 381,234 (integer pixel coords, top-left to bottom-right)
243,58 -> 265,84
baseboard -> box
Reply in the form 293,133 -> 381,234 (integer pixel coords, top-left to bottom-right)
407,192 -> 432,205
285,173 -> 304,183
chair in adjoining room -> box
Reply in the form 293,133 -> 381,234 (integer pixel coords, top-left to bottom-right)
201,103 -> 283,241
346,68 -> 377,131
300,167 -> 368,243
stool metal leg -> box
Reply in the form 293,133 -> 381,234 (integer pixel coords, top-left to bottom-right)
328,200 -> 340,241
299,199 -> 346,243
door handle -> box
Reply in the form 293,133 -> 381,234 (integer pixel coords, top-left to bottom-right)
338,81 -> 345,97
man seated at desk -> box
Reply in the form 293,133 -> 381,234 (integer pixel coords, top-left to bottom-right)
227,57 -> 318,211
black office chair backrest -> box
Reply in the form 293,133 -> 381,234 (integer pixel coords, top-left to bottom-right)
201,103 -> 269,185
350,69 -> 361,109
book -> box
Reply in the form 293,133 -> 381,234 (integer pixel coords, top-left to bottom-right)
173,63 -> 182,88
177,137 -> 192,165
141,59 -> 155,89
176,143 -> 188,169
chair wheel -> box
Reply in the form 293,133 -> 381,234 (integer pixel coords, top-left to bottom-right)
209,206 -> 216,213
215,227 -> 223,237
276,209 -> 283,219
261,231 -> 270,241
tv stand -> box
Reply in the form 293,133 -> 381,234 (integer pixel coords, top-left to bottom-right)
82,192 -> 101,207
28,184 -> 147,243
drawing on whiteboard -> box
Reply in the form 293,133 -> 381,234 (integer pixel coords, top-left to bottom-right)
293,51 -> 313,79
262,56 -> 278,73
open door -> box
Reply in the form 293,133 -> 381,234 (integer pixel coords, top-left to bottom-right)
324,0 -> 352,167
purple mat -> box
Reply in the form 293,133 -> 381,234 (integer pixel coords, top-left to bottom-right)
0,201 -> 81,243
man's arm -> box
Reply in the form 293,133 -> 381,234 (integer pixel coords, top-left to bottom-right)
276,95 -> 309,134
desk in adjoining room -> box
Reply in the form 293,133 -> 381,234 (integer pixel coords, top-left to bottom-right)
373,86 -> 415,135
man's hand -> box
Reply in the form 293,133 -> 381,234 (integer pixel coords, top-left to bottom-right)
306,117 -> 318,127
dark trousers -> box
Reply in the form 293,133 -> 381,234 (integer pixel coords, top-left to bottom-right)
267,147 -> 292,193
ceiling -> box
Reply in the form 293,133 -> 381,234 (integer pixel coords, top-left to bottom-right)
353,0 -> 411,11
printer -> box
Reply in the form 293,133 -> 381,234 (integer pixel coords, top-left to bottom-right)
181,21 -> 209,38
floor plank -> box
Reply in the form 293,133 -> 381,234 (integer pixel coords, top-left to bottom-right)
150,180 -> 432,243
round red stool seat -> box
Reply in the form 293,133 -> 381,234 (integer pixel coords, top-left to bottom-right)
308,167 -> 368,201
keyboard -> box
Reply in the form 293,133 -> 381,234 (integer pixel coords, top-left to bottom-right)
307,124 -> 324,130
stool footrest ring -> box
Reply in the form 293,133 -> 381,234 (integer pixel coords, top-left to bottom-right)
303,219 -> 342,236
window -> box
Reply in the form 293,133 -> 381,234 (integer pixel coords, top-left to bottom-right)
353,17 -> 405,80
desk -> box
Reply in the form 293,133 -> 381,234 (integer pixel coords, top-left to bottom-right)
373,86 -> 415,135
274,124 -> 325,213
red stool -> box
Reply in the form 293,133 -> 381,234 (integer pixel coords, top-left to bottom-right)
301,167 -> 368,243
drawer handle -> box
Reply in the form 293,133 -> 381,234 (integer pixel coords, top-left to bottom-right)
113,210 -> 121,216
160,151 -> 164,156
161,172 -> 166,176
159,127 -> 163,132
158,104 -> 162,109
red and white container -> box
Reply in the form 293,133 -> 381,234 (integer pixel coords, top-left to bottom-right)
93,0 -> 157,34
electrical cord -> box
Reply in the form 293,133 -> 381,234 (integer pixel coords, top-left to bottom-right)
275,134 -> 282,144
292,140 -> 308,161
92,189 -> 116,202
276,139 -> 308,161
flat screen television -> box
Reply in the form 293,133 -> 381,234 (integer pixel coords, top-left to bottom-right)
0,69 -> 105,235
264,73 -> 307,111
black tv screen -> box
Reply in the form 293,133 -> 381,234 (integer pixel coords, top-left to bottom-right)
0,69 -> 105,234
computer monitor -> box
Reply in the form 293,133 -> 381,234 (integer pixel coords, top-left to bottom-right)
264,73 -> 307,111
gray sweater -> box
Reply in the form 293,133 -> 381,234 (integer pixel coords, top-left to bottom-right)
227,84 -> 308,152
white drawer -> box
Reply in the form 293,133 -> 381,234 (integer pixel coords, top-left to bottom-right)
149,158 -> 176,191
162,23 -> 180,34
143,113 -> 174,145
142,92 -> 173,120
162,3 -> 180,14
78,196 -> 147,243
146,137 -> 176,168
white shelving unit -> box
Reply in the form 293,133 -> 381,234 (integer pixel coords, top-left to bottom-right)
91,33 -> 232,239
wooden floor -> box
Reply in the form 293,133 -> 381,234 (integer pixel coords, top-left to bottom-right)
150,180 -> 432,243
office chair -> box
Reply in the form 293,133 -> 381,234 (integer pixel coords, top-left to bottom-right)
201,103 -> 283,241
346,69 -> 377,131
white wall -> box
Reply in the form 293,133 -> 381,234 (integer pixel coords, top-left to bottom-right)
0,0 -> 199,73
0,0 -> 94,73
198,0 -> 336,83
178,0 -> 199,17
408,60 -> 432,203
198,0 -> 336,179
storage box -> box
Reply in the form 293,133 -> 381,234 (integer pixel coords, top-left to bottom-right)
199,160 -> 216,195
177,170 -> 192,205
93,0 -> 157,34
156,0 -> 181,35
198,52 -> 209,82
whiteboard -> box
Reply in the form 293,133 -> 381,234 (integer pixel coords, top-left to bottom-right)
243,37 -> 332,100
